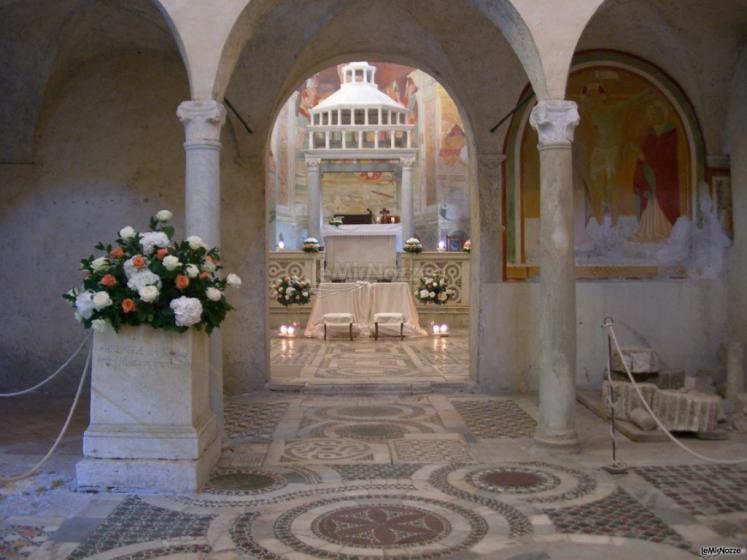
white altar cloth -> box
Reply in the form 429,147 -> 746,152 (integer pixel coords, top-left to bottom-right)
323,224 -> 402,278
304,281 -> 426,339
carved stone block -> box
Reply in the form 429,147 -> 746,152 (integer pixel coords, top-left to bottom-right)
611,346 -> 660,374
652,389 -> 721,433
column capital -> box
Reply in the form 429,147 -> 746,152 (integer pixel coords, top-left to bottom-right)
400,157 -> 416,168
529,100 -> 579,149
177,100 -> 226,148
478,152 -> 506,176
305,157 -> 322,170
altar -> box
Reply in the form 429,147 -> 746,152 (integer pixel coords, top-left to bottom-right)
323,223 -> 402,280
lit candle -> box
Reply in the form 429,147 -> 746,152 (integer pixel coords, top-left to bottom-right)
390,217 -> 395,223
280,325 -> 288,335
440,324 -> 448,333
432,324 -> 440,335
287,326 -> 295,336
438,241 -> 446,252
278,240 -> 286,251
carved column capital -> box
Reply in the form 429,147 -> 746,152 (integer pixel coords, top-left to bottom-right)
400,157 -> 416,169
305,157 -> 322,170
177,100 -> 226,149
529,100 -> 579,149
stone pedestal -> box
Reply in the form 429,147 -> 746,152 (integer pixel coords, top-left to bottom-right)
76,325 -> 219,492
602,380 -> 658,421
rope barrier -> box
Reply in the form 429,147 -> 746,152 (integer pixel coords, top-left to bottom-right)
0,335 -> 91,397
603,318 -> 747,465
0,344 -> 92,482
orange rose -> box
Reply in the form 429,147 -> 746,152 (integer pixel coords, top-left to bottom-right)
176,274 -> 190,290
109,246 -> 125,259
121,298 -> 136,313
156,248 -> 168,261
199,272 -> 210,280
132,255 -> 146,269
100,274 -> 117,287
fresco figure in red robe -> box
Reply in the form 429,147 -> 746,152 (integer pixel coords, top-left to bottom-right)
632,99 -> 679,242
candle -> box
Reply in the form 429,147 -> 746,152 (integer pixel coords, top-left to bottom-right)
437,241 -> 446,252
278,240 -> 286,251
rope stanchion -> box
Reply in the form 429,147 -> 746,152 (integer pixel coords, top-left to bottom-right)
0,344 -> 92,483
602,318 -> 747,465
0,335 -> 91,397
601,317 -> 628,475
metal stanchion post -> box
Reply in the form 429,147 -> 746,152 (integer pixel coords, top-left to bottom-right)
602,317 -> 628,475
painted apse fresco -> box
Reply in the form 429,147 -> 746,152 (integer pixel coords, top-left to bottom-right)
267,63 -> 469,250
506,52 -> 731,279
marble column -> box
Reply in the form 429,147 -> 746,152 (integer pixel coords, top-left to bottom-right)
400,157 -> 415,240
529,100 -> 580,450
177,99 -> 227,437
306,157 -> 322,240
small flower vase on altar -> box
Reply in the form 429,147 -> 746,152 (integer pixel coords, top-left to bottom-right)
76,325 -> 220,492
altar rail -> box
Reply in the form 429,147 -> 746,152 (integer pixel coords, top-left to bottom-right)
267,250 -> 470,308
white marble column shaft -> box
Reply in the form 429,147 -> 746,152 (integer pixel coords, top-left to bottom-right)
177,99 -> 227,437
306,157 -> 322,241
400,157 -> 415,240
529,100 -> 580,450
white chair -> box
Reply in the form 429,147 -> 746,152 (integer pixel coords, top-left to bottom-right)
323,312 -> 354,341
373,312 -> 404,341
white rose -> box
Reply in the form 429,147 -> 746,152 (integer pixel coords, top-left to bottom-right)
93,291 -> 112,310
163,255 -> 181,271
419,289 -> 429,299
170,296 -> 203,327
127,270 -> 161,291
429,291 -> 436,298
186,264 -> 199,278
91,318 -> 108,332
138,285 -> 159,303
226,273 -> 242,288
186,235 -> 206,250
302,290 -> 308,297
91,257 -> 109,273
75,291 -> 96,319
119,226 -> 136,239
155,209 -> 173,222
201,258 -> 216,273
206,287 -> 222,301
139,231 -> 170,255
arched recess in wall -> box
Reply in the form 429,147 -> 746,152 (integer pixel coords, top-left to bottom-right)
502,50 -> 717,281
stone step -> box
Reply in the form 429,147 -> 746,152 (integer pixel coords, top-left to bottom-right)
267,380 -> 477,395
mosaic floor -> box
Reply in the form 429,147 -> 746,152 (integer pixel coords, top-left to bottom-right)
269,330 -> 471,389
2,393 -> 747,559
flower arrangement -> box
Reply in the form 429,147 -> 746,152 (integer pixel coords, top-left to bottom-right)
63,210 -> 242,334
302,237 -> 321,253
403,237 -> 423,254
415,273 -> 453,305
271,276 -> 311,306
328,216 -> 343,227
463,239 -> 471,253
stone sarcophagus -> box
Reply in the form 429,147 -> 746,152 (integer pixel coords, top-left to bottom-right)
76,325 -> 220,492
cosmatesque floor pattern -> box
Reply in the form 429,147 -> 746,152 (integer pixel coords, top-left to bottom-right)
2,392 -> 747,559
269,331 -> 471,388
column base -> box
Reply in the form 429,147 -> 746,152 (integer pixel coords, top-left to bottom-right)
76,434 -> 221,493
533,428 -> 581,453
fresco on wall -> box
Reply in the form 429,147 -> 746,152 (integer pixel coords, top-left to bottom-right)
519,65 -> 695,269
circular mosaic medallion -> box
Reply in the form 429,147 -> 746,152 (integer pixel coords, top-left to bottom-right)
335,422 -> 407,441
232,494 -> 493,558
469,467 -> 561,494
312,504 -> 450,548
204,469 -> 287,495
